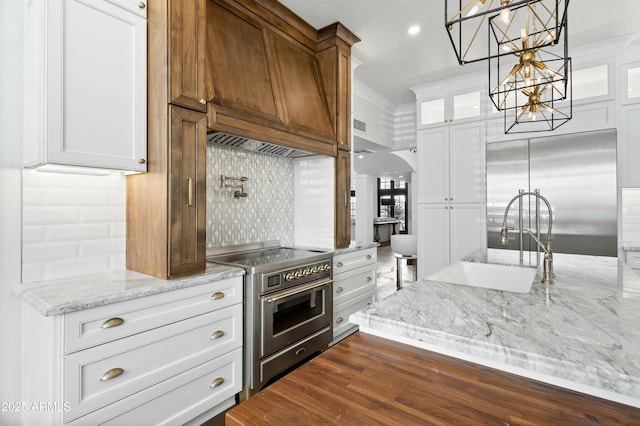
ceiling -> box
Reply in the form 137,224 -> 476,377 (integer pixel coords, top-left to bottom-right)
280,0 -> 640,105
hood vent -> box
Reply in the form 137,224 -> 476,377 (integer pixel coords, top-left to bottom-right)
207,132 -> 311,158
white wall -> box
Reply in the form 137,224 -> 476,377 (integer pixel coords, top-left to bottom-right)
0,0 -> 24,423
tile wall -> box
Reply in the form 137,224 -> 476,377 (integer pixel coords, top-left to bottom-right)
21,169 -> 126,282
206,144 -> 296,248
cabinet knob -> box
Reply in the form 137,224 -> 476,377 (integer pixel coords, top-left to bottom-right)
366,254 -> 372,260
336,261 -> 343,268
366,276 -> 372,282
199,98 -> 207,105
210,330 -> 225,340
444,197 -> 448,201
101,317 -> 124,329
138,2 -> 145,9
209,377 -> 224,388
138,158 -> 146,164
336,286 -> 343,293
211,292 -> 225,300
445,206 -> 449,209
336,317 -> 344,324
100,368 -> 124,381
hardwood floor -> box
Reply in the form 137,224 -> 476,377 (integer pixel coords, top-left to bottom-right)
226,332 -> 640,425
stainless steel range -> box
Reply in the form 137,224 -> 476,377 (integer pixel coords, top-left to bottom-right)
206,241 -> 333,394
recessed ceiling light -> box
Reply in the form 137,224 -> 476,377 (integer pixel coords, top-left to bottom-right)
408,25 -> 420,35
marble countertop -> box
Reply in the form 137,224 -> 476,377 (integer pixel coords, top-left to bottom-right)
351,249 -> 640,408
334,241 -> 380,256
14,263 -> 245,316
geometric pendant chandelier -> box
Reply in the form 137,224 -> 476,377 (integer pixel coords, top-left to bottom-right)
445,0 -> 568,65
445,0 -> 571,133
488,0 -> 572,132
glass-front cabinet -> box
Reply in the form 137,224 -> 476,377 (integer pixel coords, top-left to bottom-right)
415,80 -> 483,129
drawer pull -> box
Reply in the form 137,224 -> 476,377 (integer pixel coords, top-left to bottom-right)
210,330 -> 225,340
336,286 -> 344,293
366,254 -> 372,260
210,377 -> 224,388
336,317 -> 344,324
211,292 -> 225,300
100,368 -> 124,382
138,2 -> 145,9
101,317 -> 124,329
295,348 -> 306,356
366,276 -> 372,282
336,261 -> 344,268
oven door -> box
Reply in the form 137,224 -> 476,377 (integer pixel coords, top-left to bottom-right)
260,279 -> 332,357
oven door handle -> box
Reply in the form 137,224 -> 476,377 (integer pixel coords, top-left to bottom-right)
266,279 -> 333,304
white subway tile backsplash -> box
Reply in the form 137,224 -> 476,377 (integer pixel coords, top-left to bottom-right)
23,243 -> 79,261
23,206 -> 80,224
294,156 -> 334,248
45,224 -> 111,242
22,170 -> 127,282
80,206 -> 126,223
44,256 -> 111,280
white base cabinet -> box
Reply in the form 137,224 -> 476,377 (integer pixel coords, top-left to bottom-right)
23,0 -> 147,172
20,277 -> 243,425
331,248 -> 377,344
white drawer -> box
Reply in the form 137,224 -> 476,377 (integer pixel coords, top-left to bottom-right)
333,291 -> 374,339
626,251 -> 640,270
69,348 -> 242,426
333,248 -> 376,274
334,265 -> 376,306
64,304 -> 242,422
64,277 -> 242,354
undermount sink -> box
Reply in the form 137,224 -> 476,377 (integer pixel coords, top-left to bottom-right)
390,234 -> 417,256
426,261 -> 537,293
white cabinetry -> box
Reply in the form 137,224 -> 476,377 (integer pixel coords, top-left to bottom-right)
21,277 -> 243,425
416,121 -> 487,279
24,0 -> 147,172
331,248 -> 377,344
416,85 -> 482,129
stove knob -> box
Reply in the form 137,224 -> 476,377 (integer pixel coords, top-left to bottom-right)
303,268 -> 312,276
311,266 -> 319,274
285,272 -> 295,281
294,271 -> 303,279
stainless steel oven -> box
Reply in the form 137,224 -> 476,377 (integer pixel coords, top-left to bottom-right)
207,241 -> 333,393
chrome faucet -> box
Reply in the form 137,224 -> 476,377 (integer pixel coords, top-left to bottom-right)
499,191 -> 554,284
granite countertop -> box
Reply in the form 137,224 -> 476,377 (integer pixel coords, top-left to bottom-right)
14,263 -> 245,316
333,241 -> 380,256
350,248 -> 640,408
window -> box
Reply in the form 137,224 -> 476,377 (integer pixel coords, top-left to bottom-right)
377,178 -> 409,233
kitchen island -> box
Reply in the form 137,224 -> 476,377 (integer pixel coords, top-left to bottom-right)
351,249 -> 640,408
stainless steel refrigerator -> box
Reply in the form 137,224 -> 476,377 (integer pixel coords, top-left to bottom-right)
486,129 -> 617,258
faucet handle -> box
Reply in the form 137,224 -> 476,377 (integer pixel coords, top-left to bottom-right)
499,227 -> 509,245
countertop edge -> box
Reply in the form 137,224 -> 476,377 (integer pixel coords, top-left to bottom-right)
334,241 -> 380,255
353,320 -> 640,409
14,265 -> 246,316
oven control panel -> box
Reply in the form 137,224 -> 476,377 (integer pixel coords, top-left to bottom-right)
262,261 -> 332,294
284,263 -> 331,282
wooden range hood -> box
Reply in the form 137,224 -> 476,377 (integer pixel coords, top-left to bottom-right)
205,0 -> 359,156
126,0 -> 359,279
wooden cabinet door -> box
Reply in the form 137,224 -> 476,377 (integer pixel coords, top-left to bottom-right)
169,106 -> 206,276
206,1 -> 281,122
169,0 -> 207,112
335,150 -> 351,248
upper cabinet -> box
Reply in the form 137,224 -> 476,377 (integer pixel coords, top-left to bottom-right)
413,77 -> 484,130
169,0 -> 207,112
204,0 -> 358,156
24,0 -> 147,172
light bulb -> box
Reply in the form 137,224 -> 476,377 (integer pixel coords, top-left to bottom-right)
466,0 -> 486,17
501,44 -> 515,53
499,8 -> 511,25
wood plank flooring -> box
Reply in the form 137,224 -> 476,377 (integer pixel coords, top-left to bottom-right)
226,332 -> 640,425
